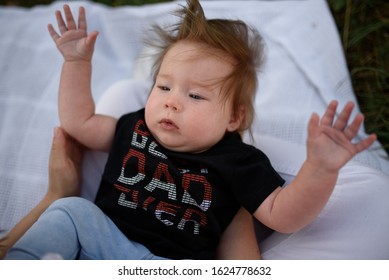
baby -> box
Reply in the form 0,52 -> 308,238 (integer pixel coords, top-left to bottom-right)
5,0 -> 375,260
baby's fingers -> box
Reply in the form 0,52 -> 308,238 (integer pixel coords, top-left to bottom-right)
50,5 -> 79,37
78,6 -> 87,31
333,101 -> 354,131
354,133 -> 377,153
47,23 -> 60,42
55,9 -> 68,35
320,100 -> 338,126
343,113 -> 363,140
63,5 -> 77,30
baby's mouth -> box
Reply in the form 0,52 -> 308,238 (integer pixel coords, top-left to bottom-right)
159,118 -> 179,130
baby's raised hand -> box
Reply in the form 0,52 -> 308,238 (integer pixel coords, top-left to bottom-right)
307,100 -> 376,172
48,5 -> 98,62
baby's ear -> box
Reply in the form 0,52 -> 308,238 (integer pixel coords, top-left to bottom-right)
227,105 -> 245,132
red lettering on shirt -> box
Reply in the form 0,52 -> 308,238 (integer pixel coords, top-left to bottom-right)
182,173 -> 212,211
145,162 -> 177,200
115,122 -> 213,235
134,119 -> 150,137
178,208 -> 207,234
155,201 -> 180,226
118,149 -> 146,185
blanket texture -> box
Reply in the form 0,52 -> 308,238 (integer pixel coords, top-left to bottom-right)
0,0 -> 388,259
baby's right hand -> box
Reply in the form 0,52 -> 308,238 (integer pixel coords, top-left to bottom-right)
47,5 -> 98,62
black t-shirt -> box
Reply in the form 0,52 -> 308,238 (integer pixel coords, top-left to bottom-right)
95,109 -> 284,259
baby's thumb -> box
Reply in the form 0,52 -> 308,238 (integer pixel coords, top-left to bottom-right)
307,112 -> 320,139
86,31 -> 99,47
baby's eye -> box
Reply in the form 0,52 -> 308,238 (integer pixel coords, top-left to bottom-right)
189,93 -> 203,100
158,86 -> 170,92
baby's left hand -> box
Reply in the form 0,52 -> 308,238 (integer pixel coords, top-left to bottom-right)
306,100 -> 376,172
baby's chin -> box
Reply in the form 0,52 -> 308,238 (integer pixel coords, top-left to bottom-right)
155,136 -> 211,154
159,141 -> 209,154
148,126 -> 215,154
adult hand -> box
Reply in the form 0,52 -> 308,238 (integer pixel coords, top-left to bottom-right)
47,127 -> 84,200
0,127 -> 84,259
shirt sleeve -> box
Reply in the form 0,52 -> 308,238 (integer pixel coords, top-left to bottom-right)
232,146 -> 285,214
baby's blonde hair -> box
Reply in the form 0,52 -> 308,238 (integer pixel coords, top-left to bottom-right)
150,0 -> 264,133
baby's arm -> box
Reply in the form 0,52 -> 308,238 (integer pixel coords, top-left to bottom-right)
217,207 -> 260,259
48,5 -> 117,151
254,101 -> 376,233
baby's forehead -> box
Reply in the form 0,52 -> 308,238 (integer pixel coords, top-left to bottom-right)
165,40 -> 235,64
162,49 -> 233,85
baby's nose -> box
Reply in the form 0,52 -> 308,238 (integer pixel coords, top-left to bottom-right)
165,96 -> 182,112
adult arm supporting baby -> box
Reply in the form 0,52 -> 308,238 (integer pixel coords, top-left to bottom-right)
0,128 -> 83,259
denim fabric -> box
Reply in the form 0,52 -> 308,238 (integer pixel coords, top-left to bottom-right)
6,197 -> 167,260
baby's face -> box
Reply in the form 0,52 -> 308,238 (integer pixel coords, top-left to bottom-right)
145,40 -> 241,153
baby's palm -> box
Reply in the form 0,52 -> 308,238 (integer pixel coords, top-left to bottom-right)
48,5 -> 98,62
307,101 -> 376,172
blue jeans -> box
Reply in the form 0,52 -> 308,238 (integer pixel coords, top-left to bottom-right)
6,197 -> 167,260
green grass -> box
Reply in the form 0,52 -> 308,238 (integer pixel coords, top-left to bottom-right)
2,0 -> 388,155
328,0 -> 389,155
0,0 -> 173,7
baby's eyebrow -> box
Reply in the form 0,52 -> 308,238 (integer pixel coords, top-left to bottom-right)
156,72 -> 224,94
194,77 -> 226,90
156,74 -> 170,80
